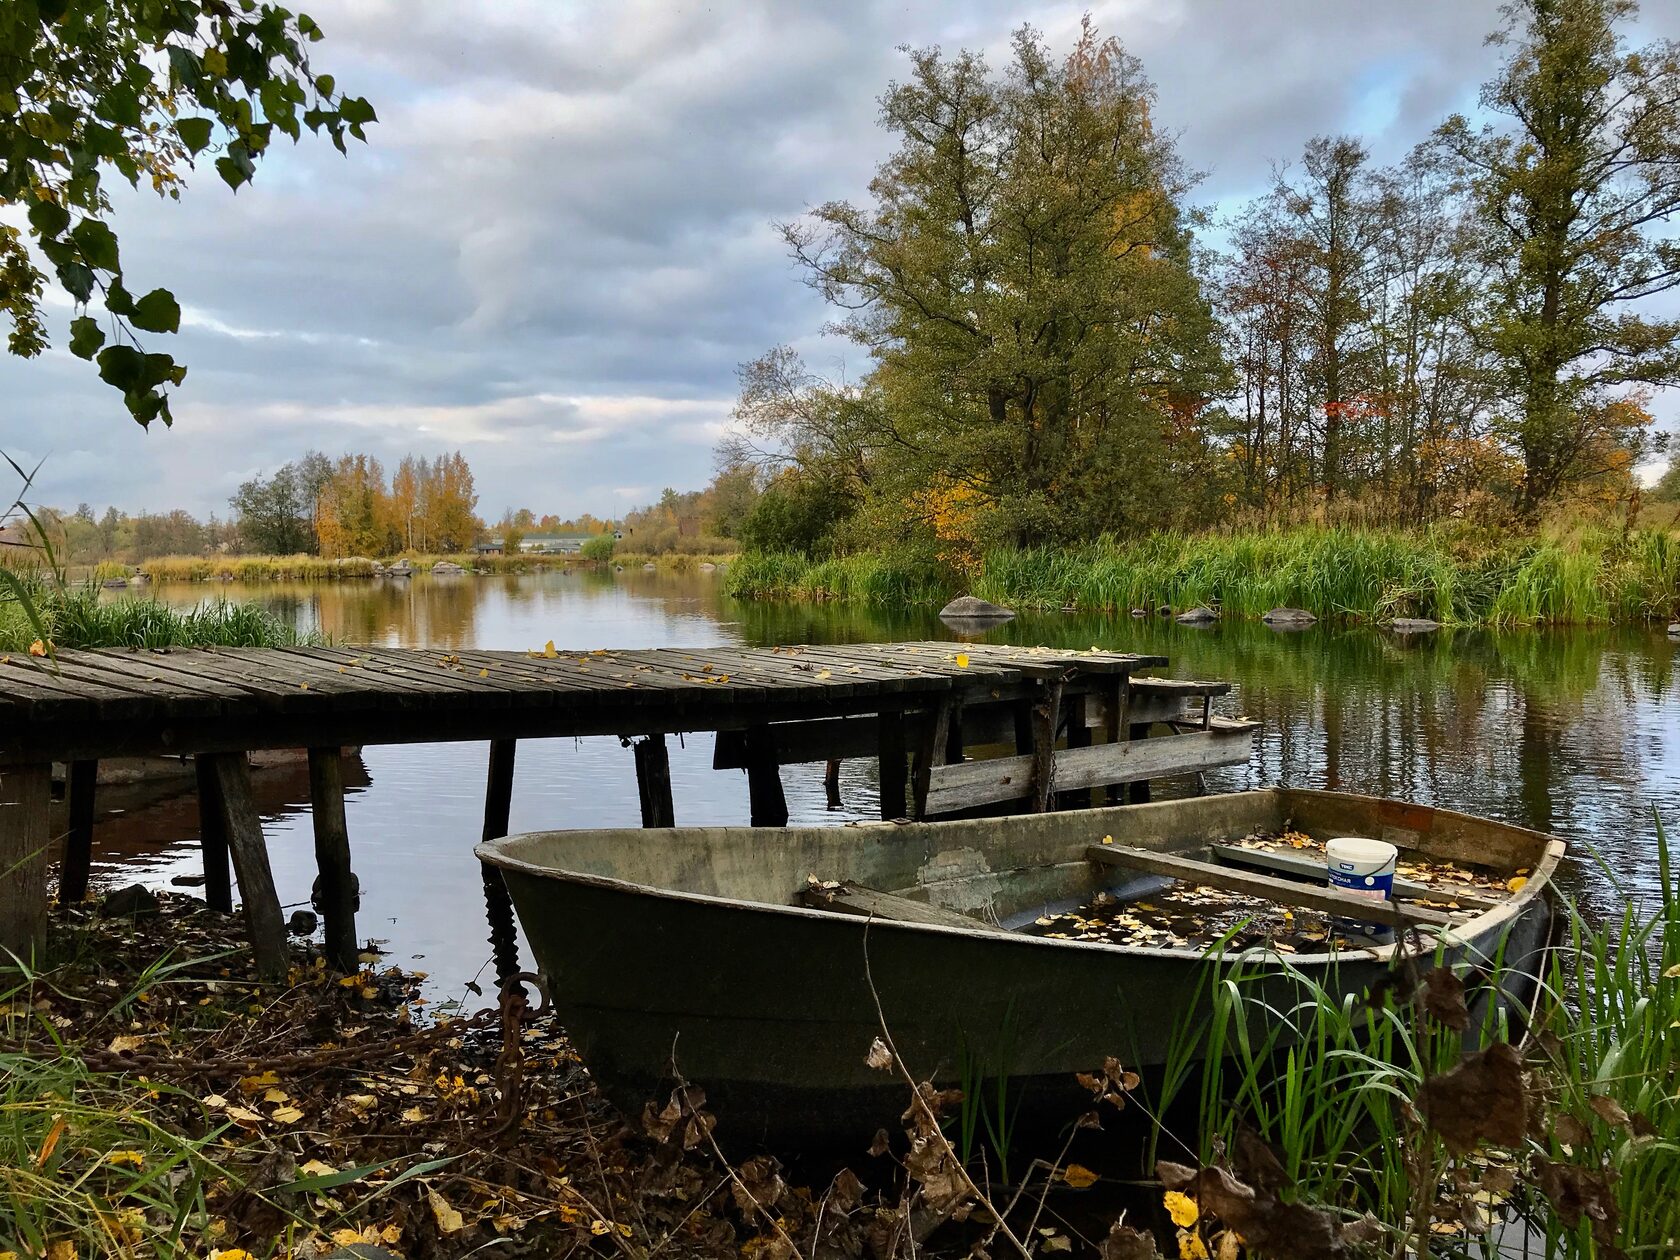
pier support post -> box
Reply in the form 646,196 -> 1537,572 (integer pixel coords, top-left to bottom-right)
876,711 -> 908,821
823,759 -> 843,810
307,748 -> 359,973
745,726 -> 789,827
1127,722 -> 1153,804
194,756 -> 233,912
479,739 -> 521,985
1104,680 -> 1130,805
911,696 -> 955,820
0,764 -> 51,964
57,760 -> 98,905
1056,696 -> 1090,810
201,752 -> 287,981
1030,681 -> 1065,813
634,735 -> 675,827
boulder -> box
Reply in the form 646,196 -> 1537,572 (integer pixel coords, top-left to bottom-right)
287,909 -> 319,936
698,562 -> 717,572
170,873 -> 207,888
99,884 -> 159,919
1261,606 -> 1317,627
1175,606 -> 1219,624
1389,617 -> 1442,635
1669,622 -> 1680,639
1129,608 -> 1148,618
938,595 -> 1016,623
432,561 -> 465,575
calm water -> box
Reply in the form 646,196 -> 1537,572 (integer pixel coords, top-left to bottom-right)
78,570 -> 1680,995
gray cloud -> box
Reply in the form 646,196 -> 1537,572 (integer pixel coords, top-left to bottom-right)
3,0 -> 1677,517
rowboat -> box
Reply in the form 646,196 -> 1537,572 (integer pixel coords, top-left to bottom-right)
477,788 -> 1563,1148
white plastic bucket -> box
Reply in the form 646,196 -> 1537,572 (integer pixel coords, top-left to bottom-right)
1325,837 -> 1397,902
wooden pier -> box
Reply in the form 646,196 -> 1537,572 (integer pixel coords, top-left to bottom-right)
0,641 -> 1254,977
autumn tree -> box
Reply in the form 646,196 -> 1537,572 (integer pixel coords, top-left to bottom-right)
1,1 -> 373,425
778,20 -> 1224,548
1437,0 -> 1680,514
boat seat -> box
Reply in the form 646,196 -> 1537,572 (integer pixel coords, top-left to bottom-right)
799,880 -> 993,930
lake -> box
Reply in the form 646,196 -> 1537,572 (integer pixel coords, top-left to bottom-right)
79,568 -> 1680,996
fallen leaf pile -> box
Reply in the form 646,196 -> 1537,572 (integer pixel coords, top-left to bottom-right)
1025,884 -> 1360,954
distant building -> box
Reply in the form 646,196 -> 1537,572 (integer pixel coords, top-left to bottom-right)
474,541 -> 505,555
518,531 -> 624,554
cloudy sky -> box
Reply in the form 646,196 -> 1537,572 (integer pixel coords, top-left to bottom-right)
4,0 -> 1679,521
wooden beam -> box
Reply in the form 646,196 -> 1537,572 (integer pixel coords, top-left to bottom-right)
924,727 -> 1256,815
0,764 -> 51,963
745,726 -> 788,827
1209,843 -> 1499,911
1030,680 -> 1064,813
202,752 -> 288,980
1085,844 -> 1458,927
634,734 -> 675,827
799,881 -> 989,930
877,710 -> 908,821
910,696 -> 954,819
194,755 -> 233,912
480,738 -> 520,984
58,759 -> 97,905
1128,722 -> 1154,805
307,748 -> 359,972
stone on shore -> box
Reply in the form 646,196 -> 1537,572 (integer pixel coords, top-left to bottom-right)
1175,606 -> 1219,624
1669,622 -> 1680,638
287,909 -> 319,936
1261,606 -> 1317,627
100,884 -> 160,919
938,595 -> 1015,623
1389,617 -> 1442,634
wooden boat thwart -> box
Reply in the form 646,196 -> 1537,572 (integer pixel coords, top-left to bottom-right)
477,788 -> 1562,1147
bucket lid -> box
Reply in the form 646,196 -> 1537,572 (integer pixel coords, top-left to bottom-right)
1325,836 -> 1397,864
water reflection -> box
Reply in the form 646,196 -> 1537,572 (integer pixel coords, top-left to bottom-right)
88,571 -> 1680,990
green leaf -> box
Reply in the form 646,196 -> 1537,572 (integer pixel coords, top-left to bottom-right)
68,316 -> 106,360
176,117 -> 213,155
70,219 -> 120,272
215,143 -> 256,191
96,344 -> 145,391
26,200 -> 69,240
56,262 -> 94,304
339,96 -> 377,127
104,279 -> 134,317
316,73 -> 335,99
131,289 -> 181,334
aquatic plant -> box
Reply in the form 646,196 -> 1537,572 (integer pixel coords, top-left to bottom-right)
1161,813 -> 1680,1258
0,579 -> 321,651
726,525 -> 1680,627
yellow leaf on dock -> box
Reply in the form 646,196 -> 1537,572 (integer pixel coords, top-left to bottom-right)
955,653 -> 969,668
543,640 -> 558,658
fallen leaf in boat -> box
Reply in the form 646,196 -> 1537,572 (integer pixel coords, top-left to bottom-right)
1062,1163 -> 1099,1188
1506,876 -> 1528,893
429,1189 -> 465,1234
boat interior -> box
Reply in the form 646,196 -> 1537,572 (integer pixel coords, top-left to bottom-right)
483,788 -> 1564,955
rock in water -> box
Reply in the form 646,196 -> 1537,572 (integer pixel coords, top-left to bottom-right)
1390,617 -> 1442,635
1669,622 -> 1680,638
100,884 -> 160,919
1175,606 -> 1219,624
938,595 -> 1015,623
1261,607 -> 1317,627
288,909 -> 319,936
